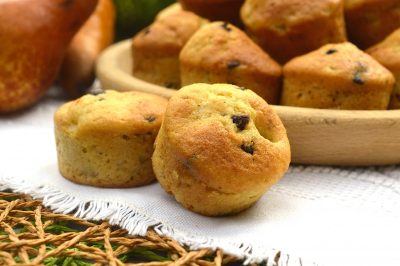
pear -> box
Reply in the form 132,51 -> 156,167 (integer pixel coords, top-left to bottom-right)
0,0 -> 98,113
59,0 -> 115,98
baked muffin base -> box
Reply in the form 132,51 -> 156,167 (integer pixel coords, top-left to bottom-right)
152,126 -> 265,216
56,129 -> 156,188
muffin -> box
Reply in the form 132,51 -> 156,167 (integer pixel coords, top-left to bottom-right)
344,0 -> 400,49
152,83 -> 291,216
180,22 -> 282,104
178,0 -> 244,27
132,10 -> 207,89
54,90 -> 168,188
241,0 -> 347,64
367,28 -> 400,109
281,42 -> 395,110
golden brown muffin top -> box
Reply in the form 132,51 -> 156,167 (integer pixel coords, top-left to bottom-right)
284,42 -> 395,88
180,22 -> 281,78
366,28 -> 400,73
132,10 -> 207,55
161,83 -> 290,194
54,90 -> 168,136
241,0 -> 342,31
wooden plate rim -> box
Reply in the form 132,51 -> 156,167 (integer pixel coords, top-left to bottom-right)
96,39 -> 400,119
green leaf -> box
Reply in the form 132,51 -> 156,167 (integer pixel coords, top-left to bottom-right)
90,242 -> 105,249
46,243 -> 56,251
13,226 -> 27,234
62,257 -> 73,266
75,259 -> 93,266
44,257 -> 58,266
126,246 -> 171,262
45,225 -> 79,234
202,255 -> 215,262
118,254 -> 128,262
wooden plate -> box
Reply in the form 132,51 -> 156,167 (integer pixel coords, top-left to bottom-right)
96,40 -> 400,166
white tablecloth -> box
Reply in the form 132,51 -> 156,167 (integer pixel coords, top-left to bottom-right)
1,89 -> 399,266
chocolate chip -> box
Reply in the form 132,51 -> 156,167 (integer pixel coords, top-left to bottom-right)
145,115 -> 156,122
227,60 -> 240,70
183,154 -> 197,169
164,82 -> 177,88
143,27 -> 151,35
240,143 -> 254,155
221,22 -> 231,32
122,135 -> 130,140
353,62 -> 367,85
326,49 -> 337,55
353,75 -> 364,85
231,115 -> 250,131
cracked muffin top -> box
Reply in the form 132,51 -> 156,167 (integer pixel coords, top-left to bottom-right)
132,9 -> 207,56
54,90 -> 168,136
179,21 -> 282,103
281,42 -> 395,109
160,83 -> 290,194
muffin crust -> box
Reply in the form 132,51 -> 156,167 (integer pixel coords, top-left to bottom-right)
180,22 -> 282,104
55,90 -> 168,187
152,83 -> 291,216
281,42 -> 395,110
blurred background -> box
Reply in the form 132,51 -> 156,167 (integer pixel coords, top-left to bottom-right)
114,0 -> 176,41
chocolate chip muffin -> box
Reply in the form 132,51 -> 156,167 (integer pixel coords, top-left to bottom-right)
180,22 -> 282,104
281,42 -> 395,110
152,83 -> 291,216
344,0 -> 400,49
132,10 -> 207,89
367,28 -> 400,109
241,0 -> 347,64
54,90 -> 168,188
178,0 -> 245,27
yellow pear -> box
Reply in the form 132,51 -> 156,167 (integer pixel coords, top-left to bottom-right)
59,0 -> 115,98
0,0 -> 98,113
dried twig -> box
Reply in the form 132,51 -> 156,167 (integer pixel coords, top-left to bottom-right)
0,191 -> 240,266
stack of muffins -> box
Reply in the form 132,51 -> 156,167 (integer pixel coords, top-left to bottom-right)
55,0 -> 400,217
132,0 -> 400,110
55,85 -> 291,216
